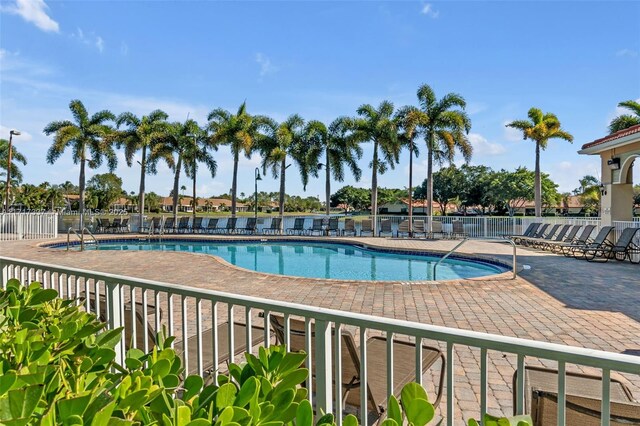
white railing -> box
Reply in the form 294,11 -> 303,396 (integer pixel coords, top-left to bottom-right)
0,213 -> 58,241
1,256 -> 638,426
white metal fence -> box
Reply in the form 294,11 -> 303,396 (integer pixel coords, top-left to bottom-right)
0,213 -> 58,241
1,256 -> 638,426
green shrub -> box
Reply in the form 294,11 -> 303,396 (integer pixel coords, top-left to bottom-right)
0,280 -> 531,426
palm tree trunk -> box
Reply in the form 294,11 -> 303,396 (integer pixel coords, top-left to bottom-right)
427,137 -> 434,232
408,144 -> 414,236
325,150 -> 331,216
138,145 -> 146,231
371,141 -> 379,235
231,153 -> 238,217
172,155 -> 182,225
534,141 -> 541,217
192,165 -> 197,225
79,154 -> 86,231
279,159 -> 286,221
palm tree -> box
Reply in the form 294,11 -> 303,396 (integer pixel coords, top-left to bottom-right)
207,102 -> 270,217
416,84 -> 472,228
0,138 -> 27,182
257,114 -> 311,224
395,106 -> 424,235
183,124 -> 217,223
352,101 -> 401,234
44,99 -> 116,231
507,108 -> 573,217
112,109 -> 169,227
609,100 -> 640,133
306,117 -> 363,216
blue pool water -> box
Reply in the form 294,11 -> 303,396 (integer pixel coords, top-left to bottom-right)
76,240 -> 506,281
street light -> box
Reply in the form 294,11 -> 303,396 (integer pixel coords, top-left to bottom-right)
254,168 -> 262,231
5,130 -> 21,212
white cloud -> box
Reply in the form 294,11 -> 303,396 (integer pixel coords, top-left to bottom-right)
1,0 -> 59,33
0,125 -> 33,141
466,102 -> 488,115
71,27 -> 105,53
606,97 -> 640,126
468,133 -> 506,156
557,161 -> 573,171
420,3 -> 439,18
616,48 -> 638,58
503,120 -> 523,142
96,37 -> 104,53
255,53 -> 278,78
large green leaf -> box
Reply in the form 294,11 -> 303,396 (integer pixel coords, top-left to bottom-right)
7,385 -> 43,420
295,400 -> 313,426
216,383 -> 237,409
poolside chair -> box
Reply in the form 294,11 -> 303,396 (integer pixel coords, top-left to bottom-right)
163,217 -> 175,234
177,217 -> 190,233
556,225 -> 596,255
205,218 -> 220,234
412,220 -> 427,238
109,218 -> 122,233
519,224 -> 558,247
269,315 -> 445,419
427,221 -> 447,239
191,217 -> 204,233
583,227 -> 640,263
360,219 -> 374,236
262,217 -> 282,235
224,217 -> 238,234
397,220 -> 410,237
543,224 -> 581,251
513,366 -> 639,426
241,217 -> 257,234
450,221 -> 468,239
118,218 -> 130,233
526,224 -> 570,250
287,218 -> 306,235
95,218 -> 110,233
378,219 -> 393,237
514,223 -> 549,245
503,222 -> 540,241
570,226 -> 615,259
342,218 -> 356,236
326,217 -> 340,236
307,218 -> 325,236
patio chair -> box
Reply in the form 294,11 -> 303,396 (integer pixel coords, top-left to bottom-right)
450,220 -> 468,239
224,217 -> 238,234
583,227 -> 640,263
556,225 -> 596,254
527,224 -> 570,250
360,219 -> 374,236
118,218 -> 130,233
326,217 -> 340,236
287,218 -> 306,235
109,218 -> 122,233
262,217 -> 282,235
543,224 -> 581,251
141,217 -> 159,233
307,218 -> 325,236
519,224 -> 559,247
514,223 -> 549,245
427,221 -> 447,239
270,315 -> 445,419
205,218 -> 220,234
342,218 -> 356,236
570,226 -> 615,259
177,217 -> 190,233
397,220 -> 410,237
95,218 -> 110,233
503,222 -> 540,241
412,220 -> 427,238
378,219 -> 393,237
513,366 -> 639,426
191,217 -> 204,233
241,217 -> 257,234
163,217 -> 175,234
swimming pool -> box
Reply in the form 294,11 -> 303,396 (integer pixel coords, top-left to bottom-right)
65,239 -> 506,281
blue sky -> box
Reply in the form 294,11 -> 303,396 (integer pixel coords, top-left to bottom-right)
1,0 -> 639,199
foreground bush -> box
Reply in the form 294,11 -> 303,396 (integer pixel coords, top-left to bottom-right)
0,280 -> 531,426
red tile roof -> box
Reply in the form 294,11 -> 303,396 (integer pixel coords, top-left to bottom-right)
581,124 -> 640,150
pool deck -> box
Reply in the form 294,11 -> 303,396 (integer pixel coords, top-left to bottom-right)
1,234 -> 639,422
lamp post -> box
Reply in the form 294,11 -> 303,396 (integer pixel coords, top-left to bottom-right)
254,168 -> 261,230
5,130 -> 21,212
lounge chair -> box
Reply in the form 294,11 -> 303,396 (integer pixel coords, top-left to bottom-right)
526,224 -> 570,250
543,224 -> 581,251
326,217 -> 340,236
570,226 -> 615,259
513,366 -> 639,426
95,218 -> 110,233
556,225 -> 596,254
262,217 -> 282,235
519,224 -> 559,247
224,217 -> 238,234
378,219 -> 393,237
412,220 -> 427,238
109,218 -> 122,233
191,217 -> 204,233
503,222 -> 540,241
163,217 -> 175,234
205,218 -> 220,234
241,217 -> 257,234
177,217 -> 190,233
427,221 -> 447,239
514,223 -> 549,245
360,219 -> 373,236
397,220 -> 410,237
307,218 -> 324,236
270,315 -> 445,419
450,220 -> 468,239
287,218 -> 306,235
583,227 -> 640,263
141,217 -> 159,233
342,219 -> 356,236
119,218 -> 130,233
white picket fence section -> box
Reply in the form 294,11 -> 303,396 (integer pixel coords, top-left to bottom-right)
1,256 -> 638,426
0,213 -> 58,241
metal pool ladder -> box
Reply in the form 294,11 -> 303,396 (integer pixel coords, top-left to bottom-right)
432,238 -> 517,280
147,216 -> 165,242
67,227 -> 99,251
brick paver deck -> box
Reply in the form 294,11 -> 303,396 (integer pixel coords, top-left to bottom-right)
1,235 -> 638,423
